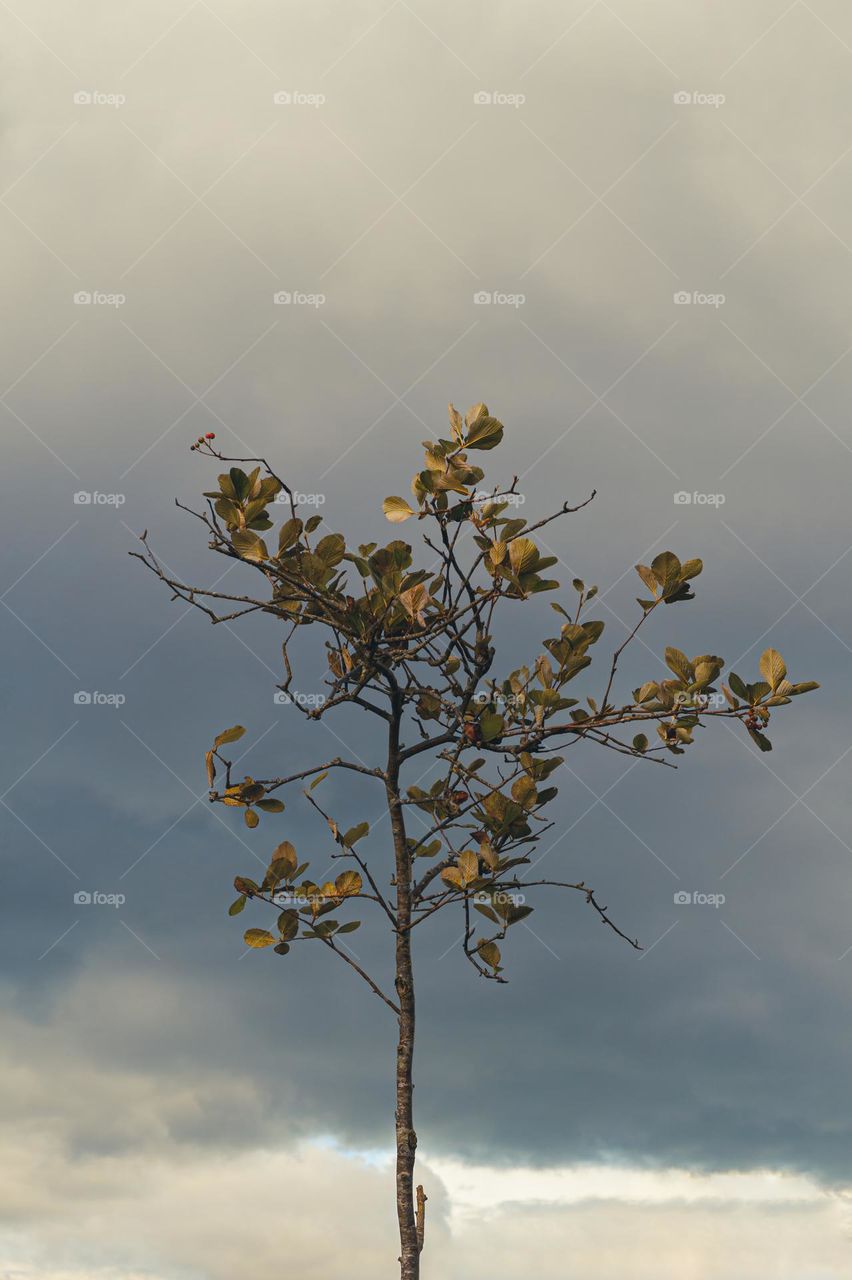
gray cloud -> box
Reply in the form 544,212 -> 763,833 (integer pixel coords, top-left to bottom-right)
4,1 -> 852,1273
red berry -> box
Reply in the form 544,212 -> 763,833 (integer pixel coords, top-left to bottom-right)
205,432 -> 215,439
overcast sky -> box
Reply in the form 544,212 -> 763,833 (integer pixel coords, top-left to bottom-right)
4,1 -> 852,1276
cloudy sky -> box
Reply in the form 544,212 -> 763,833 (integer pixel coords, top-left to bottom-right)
4,0 -> 852,1275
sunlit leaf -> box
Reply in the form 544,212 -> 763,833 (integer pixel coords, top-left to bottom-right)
244,928 -> 276,949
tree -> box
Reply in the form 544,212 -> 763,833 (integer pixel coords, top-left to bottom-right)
135,404 -> 818,1278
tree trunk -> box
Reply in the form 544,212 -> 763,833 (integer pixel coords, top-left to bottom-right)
388,708 -> 420,1279
395,908 -> 419,1278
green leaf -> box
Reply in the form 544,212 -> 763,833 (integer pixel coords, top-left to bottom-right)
665,647 -> 693,683
342,821 -> 369,846
728,672 -> 748,701
479,712 -> 504,742
309,771 -> 328,790
651,551 -> 682,593
277,911 -> 300,942
414,839 -> 442,859
232,530 -> 269,562
337,920 -> 361,934
244,809 -> 259,828
277,517 -> 303,551
477,940 -> 501,969
228,895 -> 247,916
229,468 -> 250,501
256,798 -> 285,813
633,733 -> 648,753
474,902 -> 499,924
271,841 -> 298,875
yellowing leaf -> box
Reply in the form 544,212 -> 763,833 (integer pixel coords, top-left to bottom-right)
465,402 -> 488,429
465,414 -> 504,451
383,496 -> 415,523
232,530 -> 269,562
399,583 -> 432,625
508,537 -> 538,576
214,725 -> 246,750
335,870 -> 363,897
458,850 -> 479,886
477,940 -> 501,969
244,809 -> 259,829
244,928 -> 276,948
759,648 -> 786,691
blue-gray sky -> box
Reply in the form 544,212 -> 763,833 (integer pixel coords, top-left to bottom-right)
4,2 -> 852,1276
